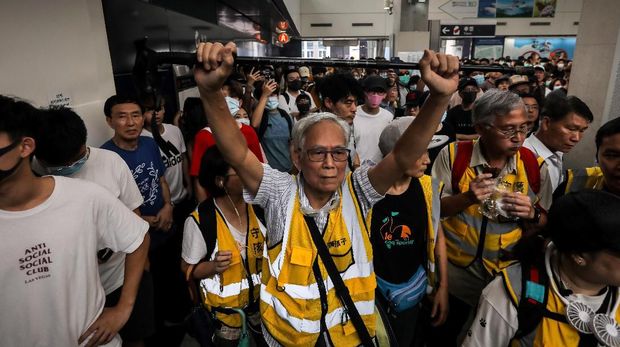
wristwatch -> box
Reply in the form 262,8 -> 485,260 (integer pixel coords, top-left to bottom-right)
528,206 -> 542,224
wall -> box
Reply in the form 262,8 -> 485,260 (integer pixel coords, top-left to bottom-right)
563,0 -> 620,168
0,0 -> 308,148
428,0 -> 582,36
297,0 -> 395,38
0,0 -> 116,147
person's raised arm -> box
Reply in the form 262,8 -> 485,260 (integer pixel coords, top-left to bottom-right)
250,79 -> 277,129
194,42 -> 264,196
368,50 -> 459,195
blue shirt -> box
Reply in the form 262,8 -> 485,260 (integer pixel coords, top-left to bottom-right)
261,109 -> 292,172
101,136 -> 166,217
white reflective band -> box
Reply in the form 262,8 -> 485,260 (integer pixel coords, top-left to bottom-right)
201,272 -> 262,298
280,262 -> 374,300
261,284 -> 375,333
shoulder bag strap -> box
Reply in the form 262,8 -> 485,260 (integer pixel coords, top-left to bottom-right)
303,215 -> 374,346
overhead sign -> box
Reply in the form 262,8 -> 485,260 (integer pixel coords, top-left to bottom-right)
439,0 -> 479,19
440,24 -> 496,37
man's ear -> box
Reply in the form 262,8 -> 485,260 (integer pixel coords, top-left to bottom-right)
291,145 -> 302,172
105,116 -> 113,128
540,116 -> 551,132
20,137 -> 36,157
323,97 -> 334,111
474,123 -> 485,136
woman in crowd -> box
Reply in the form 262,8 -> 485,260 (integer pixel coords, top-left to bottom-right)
181,146 -> 266,346
463,190 -> 620,347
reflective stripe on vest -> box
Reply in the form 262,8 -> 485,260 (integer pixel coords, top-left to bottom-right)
191,205 -> 265,328
502,264 -> 620,347
442,142 -> 538,274
564,167 -> 604,194
420,175 -> 442,287
260,173 -> 377,346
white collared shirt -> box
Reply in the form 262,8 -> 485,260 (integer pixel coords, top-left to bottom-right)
523,134 -> 564,191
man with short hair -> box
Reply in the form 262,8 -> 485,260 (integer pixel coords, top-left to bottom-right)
278,68 -> 316,118
101,95 -> 173,239
523,93 -> 593,191
193,41 -> 459,347
0,95 -> 149,346
431,89 -> 553,345
445,77 -> 480,141
318,72 -> 365,170
518,92 -> 540,133
555,117 -> 620,197
354,75 -> 394,163
32,107 -> 155,346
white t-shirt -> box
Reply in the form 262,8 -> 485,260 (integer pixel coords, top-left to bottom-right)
278,90 -> 316,115
142,123 -> 188,203
462,269 -> 609,347
353,105 -> 393,164
33,147 -> 144,295
0,176 -> 148,347
182,202 -> 266,264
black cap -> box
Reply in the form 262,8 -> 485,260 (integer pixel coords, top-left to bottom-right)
362,75 -> 388,92
405,91 -> 423,107
458,77 -> 478,92
548,190 -> 620,254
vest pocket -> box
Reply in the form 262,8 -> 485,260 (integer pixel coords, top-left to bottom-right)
282,246 -> 314,285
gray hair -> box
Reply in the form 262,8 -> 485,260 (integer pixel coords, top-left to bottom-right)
291,112 -> 350,150
472,89 -> 525,125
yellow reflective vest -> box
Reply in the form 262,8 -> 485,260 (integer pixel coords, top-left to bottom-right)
560,167 -> 605,194
442,141 -> 542,274
502,263 -> 620,347
260,173 -> 376,346
190,204 -> 265,328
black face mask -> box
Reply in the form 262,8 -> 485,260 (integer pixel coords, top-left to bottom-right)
461,91 -> 477,104
288,80 -> 302,91
298,103 -> 310,113
0,157 -> 23,183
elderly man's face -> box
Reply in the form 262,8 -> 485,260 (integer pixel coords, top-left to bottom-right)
477,107 -> 529,157
293,120 -> 348,197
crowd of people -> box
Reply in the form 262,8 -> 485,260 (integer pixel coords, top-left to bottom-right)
2,40 -> 620,347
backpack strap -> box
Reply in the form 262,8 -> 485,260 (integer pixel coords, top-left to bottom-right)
281,92 -> 290,105
195,198 -> 218,261
450,141 -> 474,195
257,108 -> 293,140
277,108 -> 293,136
518,147 -> 541,195
513,261 -> 551,339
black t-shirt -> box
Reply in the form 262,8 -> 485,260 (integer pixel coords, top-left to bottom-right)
445,105 -> 476,135
370,178 -> 428,284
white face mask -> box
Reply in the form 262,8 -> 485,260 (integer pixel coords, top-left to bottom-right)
554,85 -> 564,90
236,118 -> 250,126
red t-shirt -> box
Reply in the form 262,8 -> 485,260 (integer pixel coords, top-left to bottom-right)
190,124 -> 264,177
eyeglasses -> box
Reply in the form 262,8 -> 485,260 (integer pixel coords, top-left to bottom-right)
306,147 -> 350,162
484,124 -> 529,139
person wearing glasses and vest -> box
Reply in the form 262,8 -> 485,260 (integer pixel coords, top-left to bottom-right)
192,41 -> 459,346
430,89 -> 553,346
463,190 -> 620,347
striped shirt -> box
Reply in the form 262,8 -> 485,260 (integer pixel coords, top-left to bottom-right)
243,163 -> 384,346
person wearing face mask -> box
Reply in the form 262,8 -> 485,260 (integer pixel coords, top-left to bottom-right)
294,92 -> 312,121
278,69 -> 316,119
233,107 -> 251,126
546,77 -> 568,96
353,75 -> 395,163
445,77 -> 480,141
31,106 -> 157,347
480,71 -> 503,92
252,79 -> 293,172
